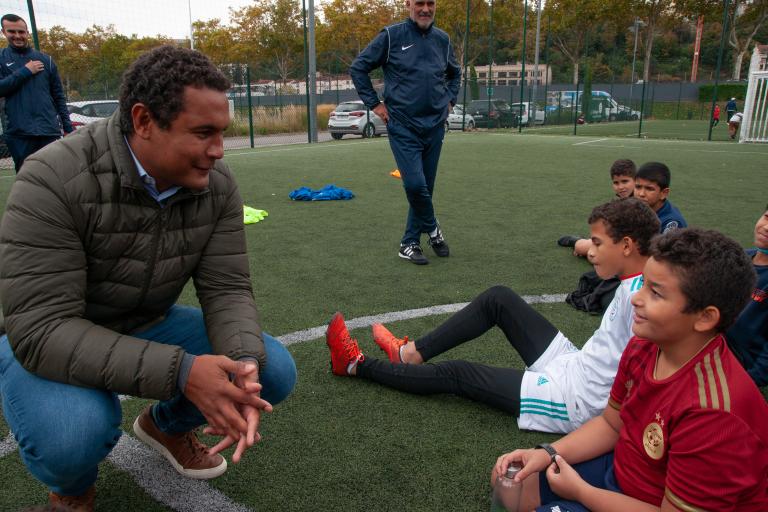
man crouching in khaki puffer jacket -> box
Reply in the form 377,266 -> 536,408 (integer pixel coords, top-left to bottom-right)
0,45 -> 296,511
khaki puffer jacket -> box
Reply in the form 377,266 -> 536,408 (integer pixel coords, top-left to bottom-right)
0,113 -> 265,400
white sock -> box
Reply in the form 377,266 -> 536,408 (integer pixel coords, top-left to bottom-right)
399,344 -> 406,363
347,356 -> 360,375
429,227 -> 439,238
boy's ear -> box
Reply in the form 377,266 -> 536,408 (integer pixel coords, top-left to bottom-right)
660,187 -> 670,201
693,305 -> 720,333
621,236 -> 636,256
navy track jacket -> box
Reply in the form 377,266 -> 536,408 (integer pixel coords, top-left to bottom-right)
0,46 -> 72,137
350,19 -> 461,133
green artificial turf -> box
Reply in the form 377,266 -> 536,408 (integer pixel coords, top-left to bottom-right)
525,118 -> 739,141
0,132 -> 765,510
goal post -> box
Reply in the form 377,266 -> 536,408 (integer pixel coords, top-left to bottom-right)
740,45 -> 768,143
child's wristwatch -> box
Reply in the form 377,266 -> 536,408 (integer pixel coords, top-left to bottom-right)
535,443 -> 558,464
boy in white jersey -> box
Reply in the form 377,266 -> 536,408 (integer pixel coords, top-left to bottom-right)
326,198 -> 659,433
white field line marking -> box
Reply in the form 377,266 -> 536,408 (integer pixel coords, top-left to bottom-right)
0,432 -> 16,457
277,293 -> 567,346
572,138 -> 608,146
580,143 -> 768,156
516,132 -> 768,149
0,293 -> 567,511
574,143 -> 643,149
225,139 -> 378,157
108,435 -> 252,512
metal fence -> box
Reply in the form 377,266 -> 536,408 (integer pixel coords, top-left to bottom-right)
0,0 -> 759,172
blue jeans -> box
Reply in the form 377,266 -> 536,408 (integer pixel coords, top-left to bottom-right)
387,117 -> 445,246
0,305 -> 297,495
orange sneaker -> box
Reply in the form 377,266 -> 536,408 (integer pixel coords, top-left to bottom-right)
326,312 -> 364,375
372,323 -> 408,363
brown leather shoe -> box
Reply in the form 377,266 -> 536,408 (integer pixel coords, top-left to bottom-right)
48,485 -> 95,512
132,405 -> 227,479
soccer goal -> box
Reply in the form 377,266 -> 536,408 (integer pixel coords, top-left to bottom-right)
740,45 -> 768,143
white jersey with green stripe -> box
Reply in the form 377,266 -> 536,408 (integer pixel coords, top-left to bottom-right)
518,273 -> 643,433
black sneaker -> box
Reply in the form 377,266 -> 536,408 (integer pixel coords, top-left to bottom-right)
399,243 -> 429,265
557,235 -> 580,248
428,226 -> 450,257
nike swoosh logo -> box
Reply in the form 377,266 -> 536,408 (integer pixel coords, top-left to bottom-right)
5,63 -> 13,67
401,44 -> 414,51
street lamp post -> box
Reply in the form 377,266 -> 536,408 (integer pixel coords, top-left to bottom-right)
487,0 -> 494,127
531,0 -> 543,122
518,0 -> 527,133
628,17 -> 644,110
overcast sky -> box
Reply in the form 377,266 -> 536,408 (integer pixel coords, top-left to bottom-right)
0,0 -> 256,39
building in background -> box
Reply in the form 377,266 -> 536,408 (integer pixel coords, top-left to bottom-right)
474,63 -> 552,86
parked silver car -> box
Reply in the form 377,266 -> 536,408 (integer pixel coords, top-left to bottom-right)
67,100 -> 119,128
445,105 -> 475,130
328,101 -> 387,139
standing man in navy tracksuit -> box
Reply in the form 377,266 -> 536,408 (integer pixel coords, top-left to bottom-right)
0,14 -> 72,172
350,0 -> 461,265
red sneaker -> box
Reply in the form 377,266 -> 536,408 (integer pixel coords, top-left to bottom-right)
326,312 -> 364,375
372,323 -> 408,363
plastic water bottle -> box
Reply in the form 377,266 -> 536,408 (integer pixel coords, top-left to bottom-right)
490,464 -> 523,512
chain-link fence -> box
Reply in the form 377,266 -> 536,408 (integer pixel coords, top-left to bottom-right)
0,0 -> 763,172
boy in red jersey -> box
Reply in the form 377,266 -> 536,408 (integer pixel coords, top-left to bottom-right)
493,227 -> 768,512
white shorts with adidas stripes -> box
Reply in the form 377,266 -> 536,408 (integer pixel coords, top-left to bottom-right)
517,332 -> 580,434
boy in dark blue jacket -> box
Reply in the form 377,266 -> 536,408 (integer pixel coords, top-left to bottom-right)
727,204 -> 768,387
350,0 -> 461,265
0,14 -> 72,172
633,162 -> 687,234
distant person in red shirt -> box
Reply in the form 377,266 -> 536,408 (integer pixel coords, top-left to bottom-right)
492,227 -> 767,512
711,104 -> 720,127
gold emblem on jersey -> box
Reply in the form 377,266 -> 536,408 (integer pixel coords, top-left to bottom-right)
643,412 -> 665,460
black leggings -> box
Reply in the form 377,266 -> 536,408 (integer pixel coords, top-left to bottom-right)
356,286 -> 558,416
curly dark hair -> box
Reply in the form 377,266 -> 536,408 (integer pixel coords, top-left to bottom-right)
119,45 -> 230,135
609,159 -> 636,178
650,228 -> 756,331
636,162 -> 671,190
587,198 -> 660,256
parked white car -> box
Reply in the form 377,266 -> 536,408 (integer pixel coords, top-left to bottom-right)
602,99 -> 640,121
509,102 -> 545,126
67,100 -> 119,128
328,101 -> 387,139
445,106 -> 475,130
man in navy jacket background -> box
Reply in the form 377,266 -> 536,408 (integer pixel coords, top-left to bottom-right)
350,0 -> 461,265
0,14 -> 73,172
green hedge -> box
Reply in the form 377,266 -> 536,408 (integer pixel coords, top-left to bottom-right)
698,83 -> 747,102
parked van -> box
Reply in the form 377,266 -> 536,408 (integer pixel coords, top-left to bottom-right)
546,90 -> 639,121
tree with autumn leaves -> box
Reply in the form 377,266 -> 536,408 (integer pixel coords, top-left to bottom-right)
28,0 -> 767,100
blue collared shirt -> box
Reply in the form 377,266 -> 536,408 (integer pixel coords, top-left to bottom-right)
124,137 -> 181,205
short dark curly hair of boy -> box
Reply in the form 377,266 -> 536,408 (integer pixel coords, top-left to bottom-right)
587,198 -> 660,256
609,159 -> 636,178
650,228 -> 756,331
636,162 -> 671,189
119,45 -> 230,135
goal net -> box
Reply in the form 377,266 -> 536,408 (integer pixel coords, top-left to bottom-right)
740,45 -> 768,143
